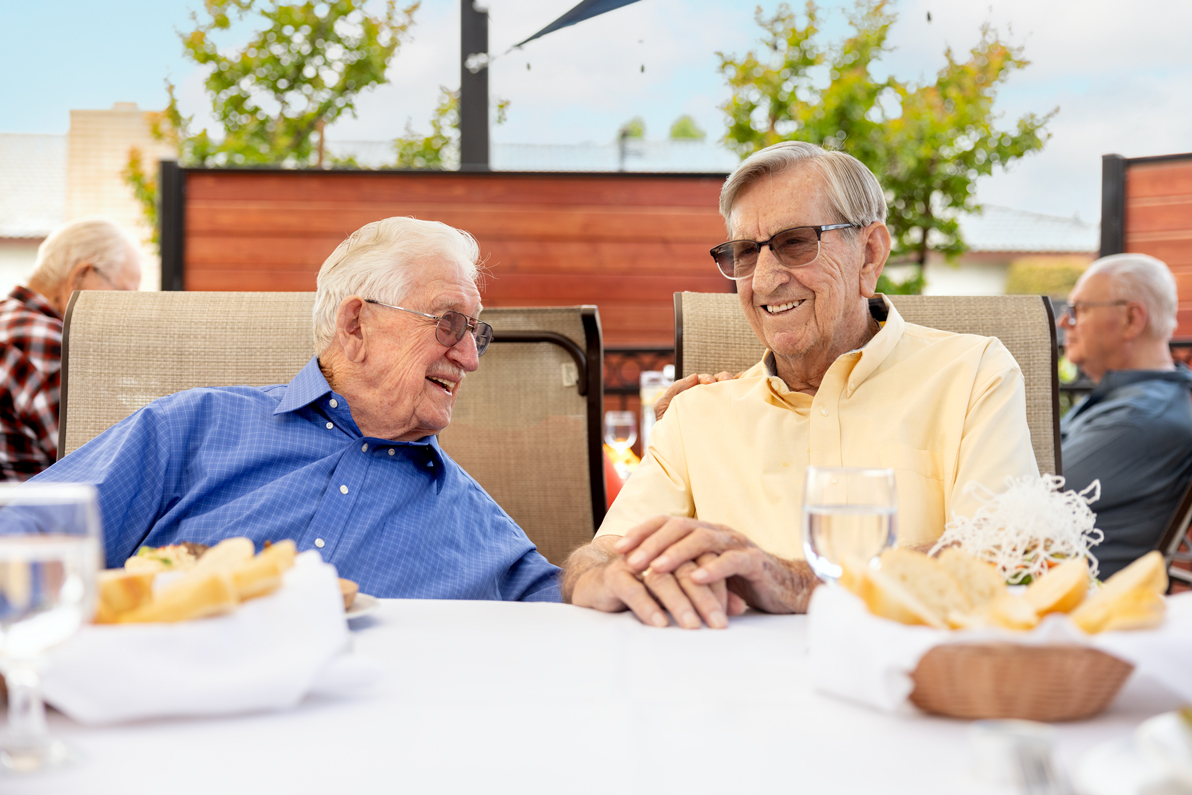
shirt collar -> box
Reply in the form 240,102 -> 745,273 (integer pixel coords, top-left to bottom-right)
274,356 -> 448,488
10,286 -> 61,321
762,295 -> 901,384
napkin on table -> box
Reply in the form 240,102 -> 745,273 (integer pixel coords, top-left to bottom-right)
807,585 -> 1192,713
42,551 -> 381,725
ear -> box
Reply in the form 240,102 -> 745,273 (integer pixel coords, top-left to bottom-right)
858,223 -> 891,298
1122,301 -> 1148,341
335,296 -> 369,364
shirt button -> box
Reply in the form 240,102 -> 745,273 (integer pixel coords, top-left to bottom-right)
325,422 -> 334,430
388,449 -> 395,456
315,538 -> 325,548
849,383 -> 856,391
361,443 -> 369,452
339,485 -> 349,494
329,399 -> 338,408
820,408 -> 829,416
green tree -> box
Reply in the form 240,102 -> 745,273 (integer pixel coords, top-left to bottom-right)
669,115 -> 706,140
717,1 -> 1055,294
390,88 -> 509,170
127,0 -> 418,236
620,117 -> 646,139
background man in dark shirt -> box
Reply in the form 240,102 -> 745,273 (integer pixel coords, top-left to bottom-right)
1059,253 -> 1192,578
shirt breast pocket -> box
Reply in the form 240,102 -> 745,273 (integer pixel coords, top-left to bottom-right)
879,444 -> 944,548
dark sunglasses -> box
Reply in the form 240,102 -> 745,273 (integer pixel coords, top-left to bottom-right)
365,300 -> 493,356
710,223 -> 861,281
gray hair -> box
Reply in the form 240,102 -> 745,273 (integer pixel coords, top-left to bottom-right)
1082,253 -> 1179,341
312,217 -> 481,354
32,217 -> 139,286
719,141 -> 888,236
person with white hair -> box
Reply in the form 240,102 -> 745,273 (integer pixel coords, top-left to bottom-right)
31,217 -> 560,601
1059,253 -> 1192,577
0,217 -> 142,480
563,141 -> 1038,629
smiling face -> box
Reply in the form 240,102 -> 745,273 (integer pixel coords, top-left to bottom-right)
362,257 -> 483,441
729,166 -> 885,386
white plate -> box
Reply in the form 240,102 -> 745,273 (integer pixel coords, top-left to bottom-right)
346,593 -> 378,619
1137,712 -> 1192,787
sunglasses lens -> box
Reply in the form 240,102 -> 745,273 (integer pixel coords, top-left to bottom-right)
771,228 -> 820,268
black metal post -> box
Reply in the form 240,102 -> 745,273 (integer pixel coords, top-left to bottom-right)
460,0 -> 490,171
1100,153 -> 1127,257
159,160 -> 186,291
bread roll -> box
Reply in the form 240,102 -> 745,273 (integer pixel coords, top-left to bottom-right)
937,547 -> 1004,609
877,548 -> 972,623
1025,557 -> 1089,615
95,569 -> 156,624
229,540 -> 297,601
193,537 -> 254,574
1071,551 -> 1168,633
117,570 -> 238,623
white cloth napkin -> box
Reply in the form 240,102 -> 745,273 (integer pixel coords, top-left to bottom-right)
42,551 -> 382,725
807,585 -> 1192,713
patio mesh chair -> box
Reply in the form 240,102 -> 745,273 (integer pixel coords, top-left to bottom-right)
59,291 -> 604,567
673,292 -> 1062,475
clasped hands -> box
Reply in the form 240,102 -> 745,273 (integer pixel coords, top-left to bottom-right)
568,516 -> 816,629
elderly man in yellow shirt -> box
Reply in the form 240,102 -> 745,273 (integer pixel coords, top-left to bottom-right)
562,141 -> 1038,629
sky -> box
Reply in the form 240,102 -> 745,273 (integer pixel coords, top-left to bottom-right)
2,0 -> 1190,225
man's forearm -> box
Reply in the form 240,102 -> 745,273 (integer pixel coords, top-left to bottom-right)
560,536 -> 619,603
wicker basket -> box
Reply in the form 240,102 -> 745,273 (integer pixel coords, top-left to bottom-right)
908,643 -> 1135,722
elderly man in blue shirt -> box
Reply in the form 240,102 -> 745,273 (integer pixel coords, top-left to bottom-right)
1060,252 -> 1192,578
32,217 -> 561,601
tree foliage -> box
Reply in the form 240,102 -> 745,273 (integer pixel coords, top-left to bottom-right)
390,88 -> 509,170
669,115 -> 706,140
717,1 -> 1055,292
619,117 -> 647,139
172,0 -> 417,167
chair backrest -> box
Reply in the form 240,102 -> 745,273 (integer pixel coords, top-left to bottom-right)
1156,476 -> 1192,590
673,292 -> 1062,475
60,291 -> 604,566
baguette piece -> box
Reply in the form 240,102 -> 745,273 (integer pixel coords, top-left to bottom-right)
1025,557 -> 1090,615
937,547 -> 1005,610
95,569 -> 157,624
116,570 -> 238,623
230,540 -> 297,601
1071,552 -> 1168,633
193,537 -> 255,574
877,548 -> 972,625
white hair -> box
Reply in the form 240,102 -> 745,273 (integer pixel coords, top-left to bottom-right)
32,217 -> 139,286
312,217 -> 481,354
1082,253 -> 1178,341
719,141 -> 888,235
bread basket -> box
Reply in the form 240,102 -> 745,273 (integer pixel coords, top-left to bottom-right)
908,643 -> 1135,722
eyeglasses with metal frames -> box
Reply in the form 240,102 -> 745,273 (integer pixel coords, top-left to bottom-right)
365,299 -> 493,356
709,223 -> 862,281
1059,300 -> 1130,325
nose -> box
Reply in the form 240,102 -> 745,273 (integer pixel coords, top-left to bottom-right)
750,244 -> 792,295
447,331 -> 480,373
1057,309 -> 1073,329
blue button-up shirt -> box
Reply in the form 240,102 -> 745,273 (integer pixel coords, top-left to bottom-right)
32,357 -> 561,601
1061,365 -> 1192,578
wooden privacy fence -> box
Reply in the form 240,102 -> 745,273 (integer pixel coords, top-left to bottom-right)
1101,152 -> 1192,337
159,164 -> 733,347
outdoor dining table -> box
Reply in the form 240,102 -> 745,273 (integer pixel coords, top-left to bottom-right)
7,598 -> 1183,794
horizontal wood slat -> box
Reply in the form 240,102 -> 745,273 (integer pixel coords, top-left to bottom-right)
1126,161 -> 1192,198
1125,200 -> 1192,233
180,169 -> 733,345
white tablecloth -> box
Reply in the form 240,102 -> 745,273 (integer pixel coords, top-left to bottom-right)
7,600 -> 1185,794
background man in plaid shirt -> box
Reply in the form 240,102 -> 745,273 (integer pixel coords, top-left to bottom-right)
1,217 -> 142,480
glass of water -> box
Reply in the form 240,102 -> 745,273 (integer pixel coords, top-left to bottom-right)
0,483 -> 101,773
603,411 -> 638,454
803,467 -> 897,584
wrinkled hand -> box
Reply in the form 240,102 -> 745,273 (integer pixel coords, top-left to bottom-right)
568,538 -> 740,629
614,516 -> 818,614
654,371 -> 740,422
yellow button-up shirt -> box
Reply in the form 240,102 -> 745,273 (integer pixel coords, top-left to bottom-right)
597,298 -> 1040,558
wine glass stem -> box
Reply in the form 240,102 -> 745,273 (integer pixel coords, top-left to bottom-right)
5,665 -> 47,749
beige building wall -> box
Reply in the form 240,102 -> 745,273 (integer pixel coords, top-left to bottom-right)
67,103 -> 177,291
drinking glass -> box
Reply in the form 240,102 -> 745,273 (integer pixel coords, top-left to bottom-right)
603,411 -> 638,454
802,467 -> 897,584
0,483 -> 101,773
